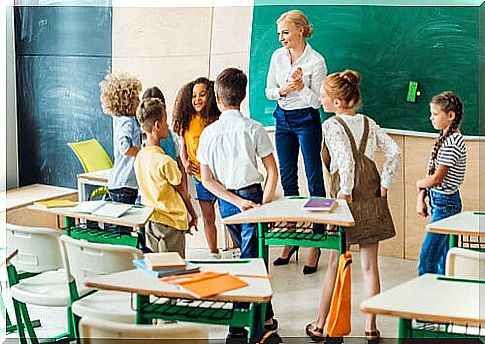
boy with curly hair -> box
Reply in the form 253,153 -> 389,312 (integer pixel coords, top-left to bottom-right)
99,73 -> 142,210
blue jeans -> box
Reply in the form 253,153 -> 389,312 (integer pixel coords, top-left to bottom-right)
273,105 -> 325,198
218,184 -> 274,331
418,189 -> 462,275
193,176 -> 217,203
106,187 -> 138,234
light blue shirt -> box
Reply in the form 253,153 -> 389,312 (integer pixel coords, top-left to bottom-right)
108,115 -> 141,190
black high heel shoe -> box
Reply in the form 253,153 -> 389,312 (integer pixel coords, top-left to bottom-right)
273,246 -> 299,266
303,249 -> 321,275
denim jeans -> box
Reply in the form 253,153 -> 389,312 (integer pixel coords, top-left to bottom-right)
273,105 -> 325,198
418,189 -> 462,275
105,187 -> 138,234
218,184 -> 274,328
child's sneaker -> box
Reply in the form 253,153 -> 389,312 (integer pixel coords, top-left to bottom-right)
208,252 -> 221,259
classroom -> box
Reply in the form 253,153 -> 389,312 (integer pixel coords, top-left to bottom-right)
2,0 -> 484,343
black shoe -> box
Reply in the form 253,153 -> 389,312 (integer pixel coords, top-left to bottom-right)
226,329 -> 248,344
264,318 -> 278,331
273,246 -> 299,266
303,249 -> 321,275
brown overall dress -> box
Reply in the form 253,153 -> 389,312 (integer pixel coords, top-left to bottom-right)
322,116 -> 396,245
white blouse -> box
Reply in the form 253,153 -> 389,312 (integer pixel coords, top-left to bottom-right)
265,43 -> 327,110
322,114 -> 402,195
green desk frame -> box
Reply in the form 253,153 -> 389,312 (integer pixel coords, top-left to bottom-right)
257,222 -> 347,264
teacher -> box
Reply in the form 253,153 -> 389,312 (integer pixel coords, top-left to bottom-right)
265,9 -> 327,275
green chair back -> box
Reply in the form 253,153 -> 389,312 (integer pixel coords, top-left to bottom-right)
68,139 -> 113,173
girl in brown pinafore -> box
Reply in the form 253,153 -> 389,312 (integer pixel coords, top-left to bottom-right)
305,70 -> 401,343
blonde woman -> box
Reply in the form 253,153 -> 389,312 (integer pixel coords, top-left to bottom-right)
266,10 -> 327,274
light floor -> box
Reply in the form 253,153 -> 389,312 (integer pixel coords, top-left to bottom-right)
4,246 -> 417,343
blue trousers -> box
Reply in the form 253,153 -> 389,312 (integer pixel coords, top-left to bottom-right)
273,105 -> 325,198
418,189 -> 462,275
218,184 -> 274,327
106,187 -> 138,234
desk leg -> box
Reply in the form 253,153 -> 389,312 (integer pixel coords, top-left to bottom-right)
258,223 -> 269,267
398,318 -> 412,343
64,217 -> 75,236
449,234 -> 459,249
338,226 -> 347,254
136,295 -> 150,324
248,303 -> 266,341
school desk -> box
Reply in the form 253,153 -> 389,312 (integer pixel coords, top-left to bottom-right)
3,184 -> 78,229
84,258 -> 272,339
360,273 -> 485,340
426,211 -> 485,251
221,197 -> 354,264
77,168 -> 111,201
28,201 -> 153,248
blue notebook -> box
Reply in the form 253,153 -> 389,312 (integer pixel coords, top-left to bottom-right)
133,259 -> 200,278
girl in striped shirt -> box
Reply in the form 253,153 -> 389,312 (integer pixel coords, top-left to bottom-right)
416,91 -> 466,275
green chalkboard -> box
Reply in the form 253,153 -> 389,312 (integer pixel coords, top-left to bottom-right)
249,4 -> 481,135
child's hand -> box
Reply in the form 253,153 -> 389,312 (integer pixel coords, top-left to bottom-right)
188,216 -> 198,235
337,191 -> 352,203
416,196 -> 429,217
379,186 -> 388,198
235,198 -> 259,212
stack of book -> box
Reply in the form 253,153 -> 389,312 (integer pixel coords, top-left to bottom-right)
301,198 -> 338,212
133,252 -> 200,278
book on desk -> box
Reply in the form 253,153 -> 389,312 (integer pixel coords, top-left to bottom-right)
133,259 -> 200,278
302,198 -> 338,212
70,201 -> 132,218
33,199 -> 78,209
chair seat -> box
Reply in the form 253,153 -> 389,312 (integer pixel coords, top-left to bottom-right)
11,270 -> 72,307
72,290 -> 136,323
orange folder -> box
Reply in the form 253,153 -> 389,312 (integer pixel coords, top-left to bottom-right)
161,271 -> 248,298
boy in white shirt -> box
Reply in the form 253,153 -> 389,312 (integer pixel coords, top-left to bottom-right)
197,68 -> 279,340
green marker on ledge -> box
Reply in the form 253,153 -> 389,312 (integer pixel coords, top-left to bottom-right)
473,211 -> 485,215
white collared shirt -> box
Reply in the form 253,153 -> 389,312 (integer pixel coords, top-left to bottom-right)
265,43 -> 327,110
197,109 -> 274,190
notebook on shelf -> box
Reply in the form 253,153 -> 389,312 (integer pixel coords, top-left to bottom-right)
302,198 -> 338,212
34,199 -> 78,209
133,259 -> 200,278
70,201 -> 132,218
161,271 -> 248,298
144,252 -> 186,270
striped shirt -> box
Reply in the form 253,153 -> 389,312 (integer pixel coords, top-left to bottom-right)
428,133 -> 466,194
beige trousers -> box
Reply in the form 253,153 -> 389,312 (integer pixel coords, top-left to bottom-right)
146,222 -> 186,258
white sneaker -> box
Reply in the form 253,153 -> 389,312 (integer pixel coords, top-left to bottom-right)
208,252 -> 221,259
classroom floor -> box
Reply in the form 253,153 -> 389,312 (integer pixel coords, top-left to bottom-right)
4,246 -> 417,343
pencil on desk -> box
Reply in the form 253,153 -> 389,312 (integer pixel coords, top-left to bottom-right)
235,274 -> 272,279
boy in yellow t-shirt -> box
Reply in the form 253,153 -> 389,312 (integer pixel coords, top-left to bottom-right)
134,98 -> 198,257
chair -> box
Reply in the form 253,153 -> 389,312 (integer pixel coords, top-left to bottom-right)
6,223 -> 75,344
67,138 -> 113,200
445,247 -> 485,280
59,235 -> 143,339
79,316 -> 209,344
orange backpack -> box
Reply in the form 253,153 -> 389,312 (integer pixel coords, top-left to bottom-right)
327,251 -> 352,337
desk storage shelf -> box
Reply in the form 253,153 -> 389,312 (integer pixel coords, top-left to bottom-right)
401,320 -> 484,339
459,235 -> 485,251
138,297 -> 259,328
66,225 -> 140,247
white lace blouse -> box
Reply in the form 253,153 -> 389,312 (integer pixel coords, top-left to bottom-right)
322,114 -> 402,195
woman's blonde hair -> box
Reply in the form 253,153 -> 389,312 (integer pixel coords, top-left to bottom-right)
99,73 -> 142,116
277,9 -> 314,38
324,70 -> 361,111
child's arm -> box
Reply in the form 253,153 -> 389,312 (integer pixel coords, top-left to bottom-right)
125,146 -> 140,157
375,120 -> 402,195
118,118 -> 141,157
172,182 -> 198,233
416,165 -> 449,189
416,189 -> 429,217
261,153 -> 278,204
200,164 -> 259,211
179,138 -> 198,175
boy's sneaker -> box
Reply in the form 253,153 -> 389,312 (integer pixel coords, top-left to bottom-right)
226,328 -> 248,344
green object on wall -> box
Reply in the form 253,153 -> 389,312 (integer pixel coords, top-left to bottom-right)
406,81 -> 419,103
249,3 -> 481,135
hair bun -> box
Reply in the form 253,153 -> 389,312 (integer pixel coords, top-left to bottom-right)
340,70 -> 361,86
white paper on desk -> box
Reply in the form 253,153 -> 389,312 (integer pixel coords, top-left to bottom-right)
71,200 -> 106,214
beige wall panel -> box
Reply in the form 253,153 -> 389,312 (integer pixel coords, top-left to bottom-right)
460,140 -> 481,211
113,56 -> 209,122
210,52 -> 250,113
113,7 -> 212,57
211,6 -> 253,55
404,136 -> 433,260
374,134 -> 405,258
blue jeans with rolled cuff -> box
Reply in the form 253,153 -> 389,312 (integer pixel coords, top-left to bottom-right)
274,105 -> 326,233
105,187 -> 138,234
418,189 -> 462,275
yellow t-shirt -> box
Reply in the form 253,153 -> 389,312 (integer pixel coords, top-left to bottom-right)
183,115 -> 206,180
134,145 -> 188,230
